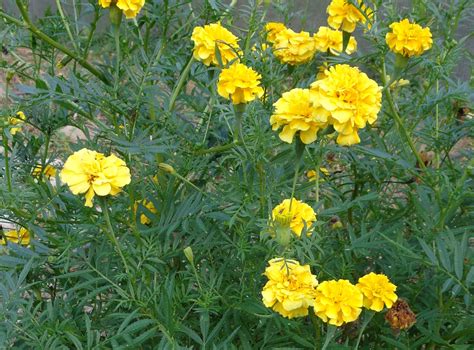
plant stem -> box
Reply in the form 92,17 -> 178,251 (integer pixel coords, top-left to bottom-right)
382,61 -> 426,170
194,142 -> 239,155
113,23 -> 121,96
55,0 -> 78,51
2,131 -> 12,192
168,56 -> 194,113
100,198 -> 130,274
355,311 -> 374,349
289,140 -> 305,210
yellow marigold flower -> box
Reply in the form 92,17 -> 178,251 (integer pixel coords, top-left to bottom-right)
314,279 -> 363,326
386,19 -> 433,57
327,0 -> 372,33
262,258 -> 318,319
272,198 -> 316,237
191,22 -> 241,66
356,272 -> 398,311
307,168 -> 330,181
98,0 -> 144,19
32,164 -> 57,179
310,64 -> 382,146
134,199 -> 158,225
8,111 -> 26,135
217,62 -> 264,105
60,148 -> 131,207
0,227 -> 30,246
270,88 -> 329,144
314,26 -> 357,55
272,28 -> 317,65
265,22 -> 287,43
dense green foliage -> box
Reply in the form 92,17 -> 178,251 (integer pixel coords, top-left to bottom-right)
1,0 -> 473,348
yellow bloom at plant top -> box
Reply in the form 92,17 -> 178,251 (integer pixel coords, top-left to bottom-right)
356,272 -> 398,312
98,0 -> 145,19
8,111 -> 26,135
262,258 -> 318,319
314,26 -> 357,55
60,148 -> 131,207
32,164 -> 57,179
0,227 -> 30,246
217,62 -> 264,105
134,199 -> 158,225
386,19 -> 433,57
310,64 -> 382,146
272,198 -> 316,237
265,22 -> 287,43
272,28 -> 317,65
327,0 -> 372,33
313,279 -> 363,326
191,22 -> 241,66
270,88 -> 329,144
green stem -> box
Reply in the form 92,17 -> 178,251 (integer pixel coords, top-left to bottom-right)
168,56 -> 194,113
12,0 -> 110,85
310,312 -> 322,347
322,325 -> 337,350
232,104 -> 246,144
2,131 -> 12,192
41,132 -> 51,175
113,23 -> 121,95
289,140 -> 305,210
100,198 -> 131,274
355,311 -> 374,349
382,61 -> 426,170
194,142 -> 239,155
55,0 -> 78,51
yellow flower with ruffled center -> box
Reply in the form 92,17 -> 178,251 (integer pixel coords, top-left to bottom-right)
310,64 -> 382,146
270,88 -> 329,144
314,26 -> 357,55
262,258 -> 318,319
272,28 -> 317,65
32,164 -> 57,179
386,19 -> 433,57
134,199 -> 158,225
98,0 -> 144,18
1,227 -> 30,246
60,148 -> 131,207
217,62 -> 264,105
356,272 -> 398,311
271,198 -> 316,237
327,0 -> 372,33
265,22 -> 287,43
8,111 -> 26,135
191,22 -> 241,66
313,279 -> 363,326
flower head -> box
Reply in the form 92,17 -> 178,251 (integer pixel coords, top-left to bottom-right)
356,272 -> 398,311
386,19 -> 433,57
60,148 -> 131,207
327,0 -> 372,33
134,199 -> 158,225
272,28 -> 317,65
262,258 -> 318,318
314,26 -> 357,55
313,279 -> 363,326
271,198 -> 316,237
1,227 -> 30,246
98,0 -> 145,18
265,22 -> 287,43
310,64 -> 382,146
217,62 -> 264,104
270,88 -> 329,144
191,22 -> 241,66
32,164 -> 57,179
385,299 -> 416,330
8,111 -> 26,135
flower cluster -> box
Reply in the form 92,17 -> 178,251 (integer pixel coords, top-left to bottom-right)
98,0 -> 145,19
386,19 -> 433,57
271,28 -> 318,65
60,148 -> 131,207
191,22 -> 241,66
217,62 -> 264,105
314,26 -> 357,55
0,227 -> 30,246
327,0 -> 372,33
265,22 -> 287,44
262,258 -> 318,318
271,198 -> 316,237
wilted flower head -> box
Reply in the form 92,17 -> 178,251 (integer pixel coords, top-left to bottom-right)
272,28 -> 317,65
386,19 -> 433,57
265,22 -> 287,43
356,272 -> 398,311
217,62 -> 264,105
0,227 -> 30,246
270,88 -> 329,144
385,299 -> 416,330
191,22 -> 241,66
8,111 -> 26,135
313,279 -> 363,326
134,199 -> 158,225
262,258 -> 318,319
314,26 -> 357,55
98,0 -> 145,19
310,64 -> 382,146
271,198 -> 317,237
60,148 -> 131,207
327,0 -> 372,33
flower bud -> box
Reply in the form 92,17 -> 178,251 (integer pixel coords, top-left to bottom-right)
158,163 -> 176,174
184,246 -> 194,265
109,4 -> 123,27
